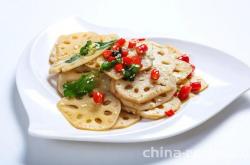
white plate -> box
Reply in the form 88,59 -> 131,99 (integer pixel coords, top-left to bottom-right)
16,17 -> 250,143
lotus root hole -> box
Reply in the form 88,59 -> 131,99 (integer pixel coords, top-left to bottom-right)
72,36 -> 78,39
144,87 -> 150,92
104,110 -> 112,116
63,41 -> 71,44
160,93 -> 167,97
76,114 -> 83,119
122,116 -> 129,120
86,119 -> 92,123
162,61 -> 170,65
152,99 -> 157,103
151,81 -> 157,85
88,61 -> 94,65
103,100 -> 111,105
158,50 -> 164,55
134,88 -> 139,93
95,118 -> 102,124
157,105 -> 164,109
125,84 -> 133,89
95,63 -> 100,68
66,105 -> 78,109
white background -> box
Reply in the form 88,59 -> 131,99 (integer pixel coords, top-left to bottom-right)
1,0 -> 250,164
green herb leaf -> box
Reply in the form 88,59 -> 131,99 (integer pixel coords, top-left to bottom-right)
65,54 -> 81,63
123,64 -> 140,81
80,40 -> 92,56
96,40 -> 116,50
100,60 -> 116,71
63,71 -> 99,98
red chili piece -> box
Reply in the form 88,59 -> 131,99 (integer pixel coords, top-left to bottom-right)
131,56 -> 142,65
114,63 -> 123,72
102,50 -> 112,59
178,85 -> 192,101
121,48 -> 128,57
136,44 -> 148,54
165,109 -> 175,117
122,57 -> 133,65
177,54 -> 190,63
107,56 -> 116,62
92,91 -> 104,104
115,38 -> 126,47
128,40 -> 137,49
151,69 -> 160,80
191,82 -> 201,93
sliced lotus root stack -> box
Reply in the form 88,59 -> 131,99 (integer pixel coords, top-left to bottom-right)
50,32 -> 101,64
49,33 -> 117,74
57,92 -> 121,131
147,42 -> 191,84
140,97 -> 181,120
150,45 -> 176,73
112,111 -> 141,129
113,68 -> 176,104
121,105 -> 138,114
173,59 -> 193,84
110,80 -> 177,112
121,88 -> 176,112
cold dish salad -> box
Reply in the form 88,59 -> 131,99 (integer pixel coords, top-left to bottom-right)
48,32 -> 208,131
